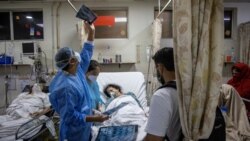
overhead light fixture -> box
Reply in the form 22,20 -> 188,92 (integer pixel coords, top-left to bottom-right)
224,18 -> 231,21
36,24 -> 44,28
115,17 -> 127,23
26,16 -> 33,19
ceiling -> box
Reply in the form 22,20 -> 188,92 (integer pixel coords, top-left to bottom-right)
224,0 -> 250,2
0,0 -> 249,2
0,0 -> 250,3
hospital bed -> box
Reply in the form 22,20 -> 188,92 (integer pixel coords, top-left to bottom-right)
15,110 -> 58,141
0,85 -> 57,141
0,110 -> 57,141
93,72 -> 149,141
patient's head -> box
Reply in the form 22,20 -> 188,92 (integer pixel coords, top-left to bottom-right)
104,84 -> 123,98
32,84 -> 42,93
23,84 -> 42,94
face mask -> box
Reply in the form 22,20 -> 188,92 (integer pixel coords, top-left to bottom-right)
157,70 -> 165,85
88,75 -> 97,82
32,84 -> 42,93
109,91 -> 116,98
74,52 -> 81,63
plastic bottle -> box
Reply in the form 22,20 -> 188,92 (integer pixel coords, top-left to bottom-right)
98,53 -> 102,63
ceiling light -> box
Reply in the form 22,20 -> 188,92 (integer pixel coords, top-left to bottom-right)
115,17 -> 127,22
26,16 -> 33,19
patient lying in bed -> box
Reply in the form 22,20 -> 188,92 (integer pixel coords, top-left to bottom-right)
6,84 -> 51,119
0,84 -> 55,141
91,84 -> 148,141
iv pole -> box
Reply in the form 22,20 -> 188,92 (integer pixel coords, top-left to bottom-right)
67,0 -> 78,13
4,41 -> 8,109
156,0 -> 172,18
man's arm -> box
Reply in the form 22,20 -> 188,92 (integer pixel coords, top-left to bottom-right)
79,22 -> 95,73
86,114 -> 109,122
53,86 -> 108,125
86,22 -> 95,42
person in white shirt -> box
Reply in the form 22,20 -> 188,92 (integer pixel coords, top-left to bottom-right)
144,47 -> 182,141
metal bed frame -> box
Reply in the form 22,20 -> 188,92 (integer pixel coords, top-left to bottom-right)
15,110 -> 59,141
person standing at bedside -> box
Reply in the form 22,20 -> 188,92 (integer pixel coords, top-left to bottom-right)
86,60 -> 104,111
49,22 -> 108,141
144,47 -> 182,141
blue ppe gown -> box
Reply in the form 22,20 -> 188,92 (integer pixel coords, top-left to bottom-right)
87,80 -> 104,109
49,42 -> 93,141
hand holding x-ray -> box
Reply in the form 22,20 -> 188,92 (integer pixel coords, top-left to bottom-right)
67,0 -> 97,24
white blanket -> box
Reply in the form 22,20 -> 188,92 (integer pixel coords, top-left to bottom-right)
6,92 -> 51,119
92,95 -> 148,141
0,90 -> 55,140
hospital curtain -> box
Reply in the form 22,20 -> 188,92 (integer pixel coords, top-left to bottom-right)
173,0 -> 224,140
239,22 -> 250,65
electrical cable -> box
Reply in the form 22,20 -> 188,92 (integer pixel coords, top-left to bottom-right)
145,45 -> 153,105
42,50 -> 48,74
4,40 -> 8,109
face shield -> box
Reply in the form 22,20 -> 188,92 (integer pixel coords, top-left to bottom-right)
55,47 -> 80,70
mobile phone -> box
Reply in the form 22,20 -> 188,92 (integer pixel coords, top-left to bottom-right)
76,5 -> 97,24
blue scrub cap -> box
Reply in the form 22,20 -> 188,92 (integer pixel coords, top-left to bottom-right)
55,47 -> 75,70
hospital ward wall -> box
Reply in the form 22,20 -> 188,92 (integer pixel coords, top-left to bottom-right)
223,2 -> 250,83
0,1 -> 250,113
0,2 -> 54,114
0,1 -> 157,114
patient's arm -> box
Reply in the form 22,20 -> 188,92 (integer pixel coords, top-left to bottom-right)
30,107 -> 51,117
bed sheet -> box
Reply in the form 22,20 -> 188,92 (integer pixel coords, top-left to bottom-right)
92,94 -> 148,141
0,115 -> 42,140
0,115 -> 55,141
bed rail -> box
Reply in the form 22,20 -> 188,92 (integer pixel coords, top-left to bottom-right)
15,109 -> 56,141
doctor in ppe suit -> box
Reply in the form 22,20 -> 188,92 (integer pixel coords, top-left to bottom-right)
49,22 -> 109,141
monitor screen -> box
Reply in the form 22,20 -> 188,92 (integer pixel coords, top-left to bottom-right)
22,42 -> 34,55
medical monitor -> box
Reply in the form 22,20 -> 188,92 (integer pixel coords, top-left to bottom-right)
22,42 -> 35,56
